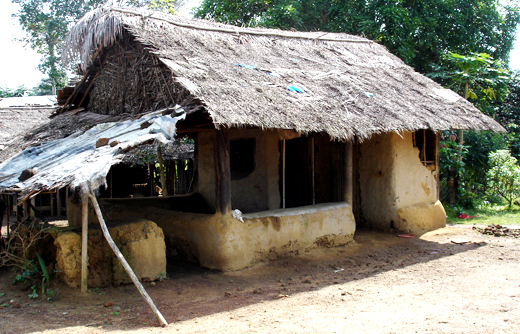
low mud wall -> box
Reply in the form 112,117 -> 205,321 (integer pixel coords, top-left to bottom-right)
54,219 -> 166,288
103,202 -> 356,271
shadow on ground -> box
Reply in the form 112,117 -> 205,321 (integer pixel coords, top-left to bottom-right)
0,226 -> 486,333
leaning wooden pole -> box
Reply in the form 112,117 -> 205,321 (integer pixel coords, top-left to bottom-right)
86,187 -> 168,327
81,192 -> 88,293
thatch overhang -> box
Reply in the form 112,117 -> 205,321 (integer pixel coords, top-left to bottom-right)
0,96 -> 57,163
62,7 -> 504,141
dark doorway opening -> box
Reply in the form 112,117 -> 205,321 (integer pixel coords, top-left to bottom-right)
283,137 -> 313,208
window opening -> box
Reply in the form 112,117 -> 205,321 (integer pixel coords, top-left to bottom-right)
230,138 -> 255,180
413,129 -> 436,168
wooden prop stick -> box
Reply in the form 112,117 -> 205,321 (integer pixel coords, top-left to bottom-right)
81,192 -> 88,293
87,187 -> 168,327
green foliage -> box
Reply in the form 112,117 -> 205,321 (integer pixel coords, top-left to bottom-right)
12,0 -> 108,90
194,0 -> 520,73
464,131 -> 508,185
11,0 -> 183,91
427,53 -> 510,115
28,285 -> 38,299
46,288 -> 58,302
439,130 -> 509,208
0,85 -> 32,98
90,287 -> 105,295
495,72 -> 520,157
127,0 -> 185,14
486,149 -> 520,209
445,203 -> 520,225
36,254 -> 49,294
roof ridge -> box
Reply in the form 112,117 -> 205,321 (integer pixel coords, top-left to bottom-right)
110,8 -> 373,44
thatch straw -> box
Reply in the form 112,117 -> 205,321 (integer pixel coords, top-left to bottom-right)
0,107 -> 56,163
61,7 -> 504,141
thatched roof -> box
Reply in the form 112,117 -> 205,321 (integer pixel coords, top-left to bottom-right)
0,104 -> 56,164
62,6 -> 504,141
0,6 -> 506,199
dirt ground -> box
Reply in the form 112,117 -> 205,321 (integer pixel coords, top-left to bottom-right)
0,224 -> 519,334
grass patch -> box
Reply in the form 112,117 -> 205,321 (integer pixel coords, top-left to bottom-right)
445,204 -> 520,225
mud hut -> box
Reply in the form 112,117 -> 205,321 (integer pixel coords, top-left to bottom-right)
0,7 -> 504,272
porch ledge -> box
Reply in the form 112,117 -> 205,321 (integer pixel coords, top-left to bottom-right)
242,202 -> 349,219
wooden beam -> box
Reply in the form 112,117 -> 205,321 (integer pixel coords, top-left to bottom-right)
157,146 -> 168,196
50,192 -> 55,216
345,141 -> 353,206
81,191 -> 88,293
57,188 -> 62,216
87,187 -> 168,327
215,128 -> 231,214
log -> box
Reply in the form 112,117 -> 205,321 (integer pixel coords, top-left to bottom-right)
87,187 -> 168,327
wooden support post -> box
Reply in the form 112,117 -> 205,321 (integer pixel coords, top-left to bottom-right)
81,191 -> 88,293
215,129 -> 231,214
352,141 -> 361,224
87,187 -> 168,327
57,188 -> 61,216
50,192 -> 55,216
157,146 -> 168,196
345,141 -> 353,206
6,194 -> 11,231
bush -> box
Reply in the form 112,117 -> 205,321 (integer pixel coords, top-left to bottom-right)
486,149 -> 520,209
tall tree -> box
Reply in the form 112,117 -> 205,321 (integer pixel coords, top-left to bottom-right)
12,0 -> 108,92
12,0 -> 185,93
194,0 -> 520,73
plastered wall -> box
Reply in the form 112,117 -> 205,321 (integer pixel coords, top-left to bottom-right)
228,129 -> 280,213
359,131 -> 445,233
196,129 -> 280,213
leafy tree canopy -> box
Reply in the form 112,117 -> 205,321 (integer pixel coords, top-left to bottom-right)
427,52 -> 511,116
194,0 -> 520,73
0,85 -> 32,98
12,0 -> 184,91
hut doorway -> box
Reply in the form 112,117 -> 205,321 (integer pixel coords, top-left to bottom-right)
283,137 -> 313,208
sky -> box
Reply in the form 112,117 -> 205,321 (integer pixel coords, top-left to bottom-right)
0,0 -> 519,89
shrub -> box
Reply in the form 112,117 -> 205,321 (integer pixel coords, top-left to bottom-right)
486,149 -> 520,209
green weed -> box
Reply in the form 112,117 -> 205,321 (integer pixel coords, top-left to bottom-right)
28,286 -> 38,299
